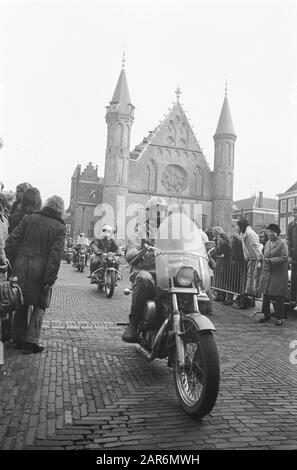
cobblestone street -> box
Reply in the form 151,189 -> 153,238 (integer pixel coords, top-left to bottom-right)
1,261 -> 297,451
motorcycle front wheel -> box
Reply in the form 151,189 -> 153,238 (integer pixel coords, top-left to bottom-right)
173,316 -> 220,419
105,270 -> 115,298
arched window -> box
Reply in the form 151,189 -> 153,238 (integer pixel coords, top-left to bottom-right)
147,160 -> 157,193
192,166 -> 203,197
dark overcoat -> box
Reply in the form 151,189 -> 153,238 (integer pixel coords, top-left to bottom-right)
5,207 -> 66,305
258,238 -> 288,297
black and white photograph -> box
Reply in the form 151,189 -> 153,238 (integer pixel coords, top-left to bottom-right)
0,0 -> 297,458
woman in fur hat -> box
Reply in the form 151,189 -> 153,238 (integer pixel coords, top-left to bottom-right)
258,223 -> 288,326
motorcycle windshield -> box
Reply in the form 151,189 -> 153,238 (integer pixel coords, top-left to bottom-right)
155,212 -> 211,291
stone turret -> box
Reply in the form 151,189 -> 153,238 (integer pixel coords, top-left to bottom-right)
212,86 -> 236,235
102,57 -> 135,235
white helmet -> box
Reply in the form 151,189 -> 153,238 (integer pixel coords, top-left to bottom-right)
102,224 -> 113,233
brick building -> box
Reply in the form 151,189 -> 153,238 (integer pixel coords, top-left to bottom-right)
278,181 -> 297,236
69,162 -> 103,241
70,61 -> 237,242
232,191 -> 278,233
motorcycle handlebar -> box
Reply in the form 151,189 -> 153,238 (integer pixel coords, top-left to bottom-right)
127,244 -> 157,266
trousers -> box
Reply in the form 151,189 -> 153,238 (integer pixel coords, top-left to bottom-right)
129,270 -> 155,324
13,304 -> 45,344
262,294 -> 284,320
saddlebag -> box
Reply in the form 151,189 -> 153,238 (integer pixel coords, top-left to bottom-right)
0,277 -> 24,319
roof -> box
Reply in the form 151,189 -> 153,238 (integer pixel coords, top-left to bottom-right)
233,196 -> 278,211
130,99 -> 206,163
284,181 -> 297,193
110,68 -> 132,114
214,95 -> 236,136
71,164 -> 81,179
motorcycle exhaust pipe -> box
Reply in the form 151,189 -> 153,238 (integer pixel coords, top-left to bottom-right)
136,319 -> 168,362
135,344 -> 153,361
149,319 -> 168,361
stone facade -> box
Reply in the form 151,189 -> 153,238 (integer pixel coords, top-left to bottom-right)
70,65 -> 237,242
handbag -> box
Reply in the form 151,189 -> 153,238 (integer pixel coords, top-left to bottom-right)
39,285 -> 53,309
0,262 -> 24,319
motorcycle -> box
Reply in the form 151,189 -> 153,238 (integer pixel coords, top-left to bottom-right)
123,211 -> 220,419
91,251 -> 122,298
74,248 -> 86,273
65,247 -> 73,264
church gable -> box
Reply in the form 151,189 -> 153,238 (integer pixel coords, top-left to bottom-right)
128,101 -> 214,199
130,101 -> 211,174
150,102 -> 201,152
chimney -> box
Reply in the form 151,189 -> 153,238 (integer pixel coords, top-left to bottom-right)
259,191 -> 263,208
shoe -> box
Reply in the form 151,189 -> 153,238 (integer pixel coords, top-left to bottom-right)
275,319 -> 283,326
22,342 -> 44,354
239,304 -> 248,309
122,323 -> 138,343
258,315 -> 271,323
223,299 -> 234,305
247,298 -> 256,307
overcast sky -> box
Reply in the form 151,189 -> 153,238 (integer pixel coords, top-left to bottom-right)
0,0 -> 296,207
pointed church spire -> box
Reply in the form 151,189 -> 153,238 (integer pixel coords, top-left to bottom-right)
214,85 -> 235,137
175,86 -> 181,101
109,56 -> 133,115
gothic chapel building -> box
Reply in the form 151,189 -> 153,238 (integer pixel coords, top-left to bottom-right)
69,63 -> 236,241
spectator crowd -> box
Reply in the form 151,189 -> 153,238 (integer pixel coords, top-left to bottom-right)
205,211 -> 297,326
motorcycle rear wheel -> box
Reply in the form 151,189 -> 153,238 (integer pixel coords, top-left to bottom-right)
105,271 -> 115,298
173,316 -> 220,419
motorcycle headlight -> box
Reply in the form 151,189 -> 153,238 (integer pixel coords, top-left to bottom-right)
107,252 -> 114,261
175,267 -> 194,287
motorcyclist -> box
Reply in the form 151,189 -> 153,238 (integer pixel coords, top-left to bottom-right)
66,237 -> 73,249
73,233 -> 89,266
122,197 -> 168,343
89,224 -> 121,280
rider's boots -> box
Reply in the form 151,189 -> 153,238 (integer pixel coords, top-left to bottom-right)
122,320 -> 138,343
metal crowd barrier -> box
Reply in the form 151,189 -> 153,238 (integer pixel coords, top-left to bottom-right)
211,257 -> 247,297
210,256 -> 296,309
